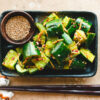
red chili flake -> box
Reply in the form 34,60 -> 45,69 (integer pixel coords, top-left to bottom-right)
38,48 -> 41,51
40,67 -> 43,70
36,58 -> 43,61
73,25 -> 76,28
47,18 -> 49,22
75,50 -> 78,52
74,34 -> 77,36
12,57 -> 15,60
2,62 -> 5,65
71,22 -> 73,24
42,44 -> 45,47
72,50 -> 78,53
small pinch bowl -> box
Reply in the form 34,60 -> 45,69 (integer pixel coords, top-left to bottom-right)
0,11 -> 35,45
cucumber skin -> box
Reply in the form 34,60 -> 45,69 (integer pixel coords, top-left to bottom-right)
80,48 -> 95,63
68,24 -> 79,38
28,68 -> 38,74
2,50 -> 19,70
76,17 -> 92,33
43,13 -> 59,26
51,41 -> 70,63
86,33 -> 96,47
16,64 -> 28,75
70,58 -> 86,69
62,16 -> 74,29
46,19 -> 63,37
23,41 -> 40,60
62,32 -> 73,45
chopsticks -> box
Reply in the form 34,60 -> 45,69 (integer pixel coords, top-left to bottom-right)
1,85 -> 100,95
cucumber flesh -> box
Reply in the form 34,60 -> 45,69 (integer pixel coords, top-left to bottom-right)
86,33 -> 96,47
28,68 -> 38,74
80,48 -> 95,63
70,58 -> 86,69
73,30 -> 87,44
16,64 -> 28,74
2,50 -> 19,70
62,32 -> 73,45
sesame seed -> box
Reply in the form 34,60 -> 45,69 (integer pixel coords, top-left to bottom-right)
58,54 -> 61,57
5,16 -> 31,40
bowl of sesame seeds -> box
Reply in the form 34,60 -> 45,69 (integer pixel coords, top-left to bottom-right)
1,11 -> 35,45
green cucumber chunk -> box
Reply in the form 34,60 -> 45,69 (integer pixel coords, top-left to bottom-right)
73,29 -> 87,44
80,48 -> 95,63
23,41 -> 40,59
33,34 -> 46,45
62,32 -> 73,45
43,13 -> 59,26
62,16 -> 74,29
70,58 -> 87,69
28,68 -> 38,74
76,17 -> 92,33
36,23 -> 46,32
16,64 -> 28,74
34,52 -> 50,70
51,41 -> 70,63
2,50 -> 19,70
46,19 -> 63,37
68,24 -> 79,38
86,33 -> 96,47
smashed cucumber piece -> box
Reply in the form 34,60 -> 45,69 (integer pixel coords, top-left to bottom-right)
44,48 -> 51,57
33,34 -> 38,42
2,50 -> 19,70
73,30 -> 87,44
62,32 -> 73,45
65,42 -> 80,62
62,16 -> 74,29
28,68 -> 38,74
16,64 -> 28,74
64,64 -> 70,70
44,41 -> 55,57
51,41 -> 70,63
47,36 -> 58,42
76,17 -> 92,33
23,41 -> 40,59
34,52 -> 50,70
68,24 -> 79,38
16,47 -> 23,55
46,19 -> 63,37
68,41 -> 79,53
43,13 -> 59,26
36,23 -> 46,32
86,33 -> 96,47
33,34 -> 46,45
80,48 -> 95,63
34,23 -> 46,45
45,41 -> 55,49
70,58 -> 87,69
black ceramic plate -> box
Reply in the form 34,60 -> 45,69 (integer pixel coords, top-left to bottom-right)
0,11 -> 98,77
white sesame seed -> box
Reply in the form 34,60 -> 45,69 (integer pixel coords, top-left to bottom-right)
6,16 -> 31,40
58,54 -> 61,57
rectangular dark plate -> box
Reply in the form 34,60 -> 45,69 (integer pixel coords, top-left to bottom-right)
0,11 -> 98,77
